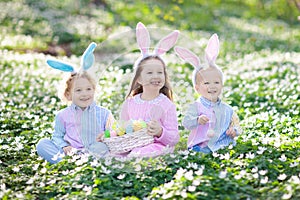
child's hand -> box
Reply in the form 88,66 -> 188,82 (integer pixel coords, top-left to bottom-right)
147,120 -> 163,137
226,127 -> 237,138
198,115 -> 209,125
63,146 -> 74,155
96,132 -> 104,142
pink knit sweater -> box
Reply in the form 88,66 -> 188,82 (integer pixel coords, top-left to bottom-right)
120,93 -> 179,157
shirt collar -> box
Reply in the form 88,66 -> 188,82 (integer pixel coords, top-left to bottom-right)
134,93 -> 164,104
199,96 -> 221,108
70,101 -> 96,112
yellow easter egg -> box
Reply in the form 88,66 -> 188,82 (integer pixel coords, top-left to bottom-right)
133,120 -> 143,131
117,129 -> 125,136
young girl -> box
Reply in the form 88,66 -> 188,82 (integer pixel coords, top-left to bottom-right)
175,34 -> 242,153
119,22 -> 180,157
36,43 -> 114,164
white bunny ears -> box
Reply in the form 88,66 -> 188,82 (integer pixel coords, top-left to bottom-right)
135,22 -> 179,67
46,42 -> 97,73
174,33 -> 223,85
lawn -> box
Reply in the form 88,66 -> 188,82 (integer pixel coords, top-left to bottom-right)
0,0 -> 300,199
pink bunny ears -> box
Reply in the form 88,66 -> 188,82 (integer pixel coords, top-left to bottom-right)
174,33 -> 219,70
135,22 -> 179,63
174,34 -> 223,85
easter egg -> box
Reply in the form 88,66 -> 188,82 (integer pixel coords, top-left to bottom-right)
104,130 -> 110,138
132,121 -> 140,131
140,121 -> 147,128
117,130 -> 125,136
133,120 -> 147,131
110,130 -> 117,137
126,124 -> 134,134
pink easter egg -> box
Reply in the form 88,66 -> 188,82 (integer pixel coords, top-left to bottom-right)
110,130 -> 117,137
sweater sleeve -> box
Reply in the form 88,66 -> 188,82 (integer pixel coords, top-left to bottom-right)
52,114 -> 69,148
155,103 -> 179,147
182,103 -> 199,130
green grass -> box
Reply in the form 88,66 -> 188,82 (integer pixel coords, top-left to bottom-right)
1,0 -> 300,199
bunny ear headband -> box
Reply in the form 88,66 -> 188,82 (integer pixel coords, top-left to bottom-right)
46,42 -> 97,73
174,34 -> 223,85
174,33 -> 219,70
135,22 -> 179,67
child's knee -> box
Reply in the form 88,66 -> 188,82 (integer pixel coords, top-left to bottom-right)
89,142 -> 109,157
36,138 -> 51,151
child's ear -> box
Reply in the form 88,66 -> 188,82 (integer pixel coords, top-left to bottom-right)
136,77 -> 142,85
194,84 -> 201,94
65,91 -> 72,101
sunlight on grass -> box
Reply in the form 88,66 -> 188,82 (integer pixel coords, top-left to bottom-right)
1,0 -> 300,199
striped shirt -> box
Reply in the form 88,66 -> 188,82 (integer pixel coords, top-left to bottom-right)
52,102 -> 111,150
182,97 -> 240,152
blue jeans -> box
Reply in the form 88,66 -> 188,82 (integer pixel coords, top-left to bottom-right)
36,138 -> 109,164
36,138 -> 64,164
189,145 -> 212,154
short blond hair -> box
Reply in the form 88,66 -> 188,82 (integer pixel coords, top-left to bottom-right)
193,64 -> 224,86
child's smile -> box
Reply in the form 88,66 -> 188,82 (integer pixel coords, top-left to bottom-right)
79,97 -> 92,102
208,89 -> 217,94
71,77 -> 95,110
150,80 -> 162,86
138,59 -> 165,90
195,68 -> 223,103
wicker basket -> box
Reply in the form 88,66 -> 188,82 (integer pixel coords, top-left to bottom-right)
103,128 -> 154,154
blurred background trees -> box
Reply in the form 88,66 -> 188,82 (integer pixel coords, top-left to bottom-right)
1,0 -> 299,56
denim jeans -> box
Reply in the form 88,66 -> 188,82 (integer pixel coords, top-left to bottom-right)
189,145 -> 212,154
36,138 -> 64,164
36,138 -> 109,164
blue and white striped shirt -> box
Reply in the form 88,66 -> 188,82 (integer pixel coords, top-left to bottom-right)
183,97 -> 240,152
